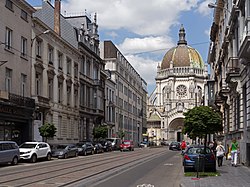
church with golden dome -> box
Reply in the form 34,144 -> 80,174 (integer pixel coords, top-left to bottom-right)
147,25 -> 208,144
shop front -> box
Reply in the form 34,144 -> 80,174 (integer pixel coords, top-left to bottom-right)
0,94 -> 35,145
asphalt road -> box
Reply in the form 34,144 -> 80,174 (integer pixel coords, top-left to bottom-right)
92,149 -> 183,187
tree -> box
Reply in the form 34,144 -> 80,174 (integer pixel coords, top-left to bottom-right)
117,130 -> 125,139
183,106 -> 222,149
39,122 -> 57,142
93,126 -> 108,140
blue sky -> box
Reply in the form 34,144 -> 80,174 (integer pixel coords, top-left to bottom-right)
26,0 -> 214,95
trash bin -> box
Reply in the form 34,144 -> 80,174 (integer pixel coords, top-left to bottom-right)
194,156 -> 205,172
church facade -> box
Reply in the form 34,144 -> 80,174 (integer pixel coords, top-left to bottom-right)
147,26 -> 208,144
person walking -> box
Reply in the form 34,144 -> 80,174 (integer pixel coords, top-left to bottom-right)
216,141 -> 225,167
181,140 -> 186,154
231,138 -> 239,167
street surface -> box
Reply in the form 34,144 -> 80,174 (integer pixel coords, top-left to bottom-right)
0,147 -> 183,187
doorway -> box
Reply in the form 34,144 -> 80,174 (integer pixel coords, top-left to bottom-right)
177,132 -> 182,142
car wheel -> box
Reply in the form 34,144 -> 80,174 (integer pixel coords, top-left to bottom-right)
184,167 -> 189,173
47,153 -> 52,161
30,154 -> 37,163
11,156 -> 18,165
64,153 -> 68,159
83,151 -> 87,156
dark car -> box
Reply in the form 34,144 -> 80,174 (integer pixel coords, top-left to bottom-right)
76,141 -> 94,156
93,142 -> 104,154
0,141 -> 20,165
99,140 -> 112,152
120,140 -> 134,151
183,145 -> 216,172
51,144 -> 78,159
169,141 -> 181,151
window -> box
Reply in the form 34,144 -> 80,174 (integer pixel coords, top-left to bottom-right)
5,28 -> 12,50
35,40 -> 42,58
74,63 -> 78,78
86,60 -> 91,76
5,68 -> 12,92
74,89 -> 78,107
67,57 -> 71,75
21,37 -> 27,57
48,78 -> 53,100
21,10 -> 28,21
35,73 -> 42,95
58,116 -> 62,137
58,82 -> 63,103
48,46 -> 54,65
58,52 -> 63,70
21,74 -> 26,96
5,0 -> 13,11
93,64 -> 98,79
67,86 -> 71,105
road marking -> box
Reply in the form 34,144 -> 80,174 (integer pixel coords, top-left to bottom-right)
137,184 -> 155,187
164,163 -> 173,166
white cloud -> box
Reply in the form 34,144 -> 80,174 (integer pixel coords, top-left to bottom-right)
197,0 -> 214,16
62,0 -> 199,36
118,36 -> 175,55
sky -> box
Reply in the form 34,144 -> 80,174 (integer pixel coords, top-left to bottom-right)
26,0 -> 215,95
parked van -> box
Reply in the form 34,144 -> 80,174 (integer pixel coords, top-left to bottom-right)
106,138 -> 121,150
0,141 -> 20,165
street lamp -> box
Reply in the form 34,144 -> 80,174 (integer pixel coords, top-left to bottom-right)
31,30 -> 50,47
208,3 -> 231,14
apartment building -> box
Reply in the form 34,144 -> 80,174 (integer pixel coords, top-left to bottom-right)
31,0 -> 104,143
0,0 -> 36,144
100,41 -> 147,144
208,0 -> 250,166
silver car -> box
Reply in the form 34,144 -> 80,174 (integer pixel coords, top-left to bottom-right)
0,141 -> 20,165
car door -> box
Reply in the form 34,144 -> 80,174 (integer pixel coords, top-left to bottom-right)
37,143 -> 47,158
0,143 -> 7,163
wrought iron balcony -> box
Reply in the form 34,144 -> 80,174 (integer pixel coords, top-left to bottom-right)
8,93 -> 35,108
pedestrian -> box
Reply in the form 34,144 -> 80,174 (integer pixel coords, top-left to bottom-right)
231,138 -> 239,167
216,141 -> 225,167
211,139 -> 217,156
181,140 -> 186,153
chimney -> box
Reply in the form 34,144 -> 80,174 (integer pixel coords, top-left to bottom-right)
54,0 -> 61,36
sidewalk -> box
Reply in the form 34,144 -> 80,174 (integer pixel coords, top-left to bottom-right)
180,159 -> 250,187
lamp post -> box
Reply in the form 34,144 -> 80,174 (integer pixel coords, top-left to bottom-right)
31,30 -> 50,47
208,3 -> 231,14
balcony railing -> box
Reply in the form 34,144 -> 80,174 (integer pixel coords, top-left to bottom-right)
226,57 -> 240,74
9,93 -> 35,108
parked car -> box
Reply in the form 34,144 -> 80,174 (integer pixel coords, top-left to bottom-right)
99,140 -> 112,152
183,145 -> 216,172
0,141 -> 20,165
93,142 -> 104,154
106,138 -> 121,150
75,141 -> 94,156
169,141 -> 181,151
51,144 -> 78,159
120,140 -> 134,151
139,141 -> 148,148
19,142 -> 52,163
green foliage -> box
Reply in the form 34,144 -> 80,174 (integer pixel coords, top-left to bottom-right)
93,126 -> 108,140
183,106 -> 222,139
117,130 -> 125,139
39,123 -> 57,142
184,172 -> 220,177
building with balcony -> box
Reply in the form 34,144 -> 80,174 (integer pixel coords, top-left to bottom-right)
0,0 -> 35,144
148,26 -> 208,144
100,41 -> 147,145
208,0 -> 250,166
31,0 -> 104,143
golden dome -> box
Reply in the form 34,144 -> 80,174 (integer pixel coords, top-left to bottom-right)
161,25 -> 204,70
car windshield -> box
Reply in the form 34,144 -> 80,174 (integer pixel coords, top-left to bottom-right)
187,147 -> 211,154
19,143 -> 37,148
122,142 -> 130,145
55,145 -> 67,149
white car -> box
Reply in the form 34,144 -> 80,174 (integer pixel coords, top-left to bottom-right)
19,142 -> 52,163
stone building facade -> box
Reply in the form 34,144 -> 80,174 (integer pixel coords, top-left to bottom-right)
0,0 -> 35,144
147,26 -> 208,144
100,41 -> 147,145
31,0 -> 104,143
208,0 -> 250,166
